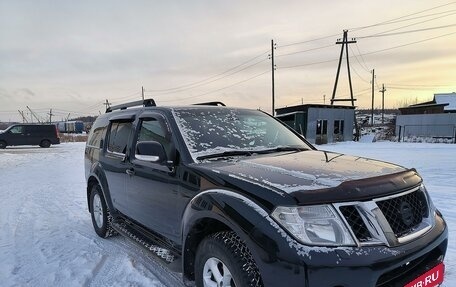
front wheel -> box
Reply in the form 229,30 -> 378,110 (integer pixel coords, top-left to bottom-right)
195,231 -> 262,287
0,140 -> 6,149
90,184 -> 117,238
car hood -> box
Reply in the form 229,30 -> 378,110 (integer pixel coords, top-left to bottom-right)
196,150 -> 420,205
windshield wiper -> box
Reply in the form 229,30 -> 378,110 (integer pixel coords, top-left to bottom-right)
196,150 -> 253,161
255,146 -> 308,154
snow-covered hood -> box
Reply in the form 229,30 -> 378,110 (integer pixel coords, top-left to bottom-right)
196,150 -> 418,205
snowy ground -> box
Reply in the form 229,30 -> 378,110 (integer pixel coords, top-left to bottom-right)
0,141 -> 454,286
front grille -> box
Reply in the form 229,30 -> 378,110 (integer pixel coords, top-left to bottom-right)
337,186 -> 432,246
376,189 -> 429,238
339,206 -> 371,242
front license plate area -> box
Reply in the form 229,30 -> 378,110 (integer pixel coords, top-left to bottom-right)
404,262 -> 444,287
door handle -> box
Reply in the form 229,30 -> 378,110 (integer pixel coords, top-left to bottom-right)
126,168 -> 135,176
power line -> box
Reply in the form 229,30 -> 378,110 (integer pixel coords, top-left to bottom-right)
389,83 -> 455,87
350,45 -> 371,73
349,1 -> 456,31
277,33 -> 341,48
279,58 -> 339,69
275,44 -> 334,58
146,50 -> 269,93
282,30 -> 456,70
359,9 -> 456,27
278,2 -> 456,49
357,23 -> 456,39
358,31 -> 456,57
356,12 -> 456,38
148,57 -> 269,97
158,69 -> 270,103
350,62 -> 370,83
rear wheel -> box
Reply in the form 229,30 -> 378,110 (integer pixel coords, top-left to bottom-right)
90,184 -> 117,238
40,139 -> 51,148
0,140 -> 6,149
195,231 -> 262,287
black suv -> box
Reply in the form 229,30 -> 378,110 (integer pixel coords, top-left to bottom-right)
84,99 -> 447,287
0,124 -> 60,148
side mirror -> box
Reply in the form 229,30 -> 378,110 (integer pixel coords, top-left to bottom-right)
135,141 -> 167,163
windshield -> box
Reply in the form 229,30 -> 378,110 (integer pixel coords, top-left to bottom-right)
173,107 -> 312,161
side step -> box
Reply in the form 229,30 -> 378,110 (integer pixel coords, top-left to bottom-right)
112,219 -> 182,272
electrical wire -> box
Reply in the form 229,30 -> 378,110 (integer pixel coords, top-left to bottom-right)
349,1 -> 456,32
275,44 -> 334,58
146,50 -> 270,93
356,12 -> 456,38
277,33 -> 341,48
357,31 -> 456,57
350,45 -> 371,73
350,62 -> 371,83
148,58 -> 269,97
158,69 -> 270,103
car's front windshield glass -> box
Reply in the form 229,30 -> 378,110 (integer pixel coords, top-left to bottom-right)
173,107 -> 312,161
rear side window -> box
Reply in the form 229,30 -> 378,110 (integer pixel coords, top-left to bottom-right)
88,127 -> 104,148
108,122 -> 133,154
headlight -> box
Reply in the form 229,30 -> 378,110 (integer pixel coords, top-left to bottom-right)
271,205 -> 356,246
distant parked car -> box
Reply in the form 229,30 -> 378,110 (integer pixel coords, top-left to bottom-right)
0,124 -> 60,148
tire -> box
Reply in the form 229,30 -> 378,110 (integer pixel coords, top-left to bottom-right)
90,184 -> 117,238
195,231 -> 262,287
0,141 -> 6,149
40,139 -> 51,148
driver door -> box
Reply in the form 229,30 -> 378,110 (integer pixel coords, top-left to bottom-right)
125,114 -> 181,241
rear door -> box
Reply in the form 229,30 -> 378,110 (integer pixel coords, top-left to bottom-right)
25,125 -> 44,145
102,115 -> 135,215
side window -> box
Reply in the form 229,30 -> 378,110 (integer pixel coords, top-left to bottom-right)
88,126 -> 105,148
316,120 -> 327,135
108,122 -> 133,154
135,118 -> 170,158
10,126 -> 24,134
334,120 -> 344,135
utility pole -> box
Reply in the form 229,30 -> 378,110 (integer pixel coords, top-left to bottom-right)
331,30 -> 357,106
48,109 -> 54,124
379,84 -> 386,124
371,69 -> 375,126
331,30 -> 360,141
270,39 -> 276,116
103,99 -> 111,111
141,86 -> 145,101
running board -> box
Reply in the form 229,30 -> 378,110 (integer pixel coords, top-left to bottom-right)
112,219 -> 182,272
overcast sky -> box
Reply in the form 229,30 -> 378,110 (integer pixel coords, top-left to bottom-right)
1,0 -> 455,122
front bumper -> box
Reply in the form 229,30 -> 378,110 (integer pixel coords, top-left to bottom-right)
249,211 -> 447,287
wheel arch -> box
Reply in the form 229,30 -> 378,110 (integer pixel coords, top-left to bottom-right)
181,189 -> 269,282
86,163 -> 114,214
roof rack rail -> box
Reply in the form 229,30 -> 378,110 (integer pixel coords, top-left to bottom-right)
106,98 -> 156,113
193,101 -> 226,107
